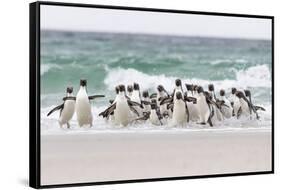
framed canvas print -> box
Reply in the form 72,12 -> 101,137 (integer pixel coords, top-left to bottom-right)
29,1 -> 274,188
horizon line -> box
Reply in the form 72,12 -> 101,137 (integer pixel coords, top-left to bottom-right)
41,28 -> 271,41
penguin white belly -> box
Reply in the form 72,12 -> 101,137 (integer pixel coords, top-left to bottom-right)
186,102 -> 199,122
233,98 -> 241,116
131,92 -> 143,117
143,98 -> 151,113
215,106 -> 223,121
160,104 -> 167,115
221,100 -> 233,118
76,93 -> 92,127
197,97 -> 210,123
150,110 -> 161,125
115,99 -> 130,126
172,101 -> 187,126
59,100 -> 75,125
240,99 -> 251,117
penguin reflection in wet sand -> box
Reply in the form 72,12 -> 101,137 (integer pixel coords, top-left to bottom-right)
99,85 -> 143,126
47,87 -> 75,128
75,79 -> 105,127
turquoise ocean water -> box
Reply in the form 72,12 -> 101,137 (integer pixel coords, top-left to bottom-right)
40,30 -> 272,133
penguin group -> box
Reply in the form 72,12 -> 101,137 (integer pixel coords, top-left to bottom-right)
47,79 -> 105,128
47,78 -> 266,128
99,79 -> 266,127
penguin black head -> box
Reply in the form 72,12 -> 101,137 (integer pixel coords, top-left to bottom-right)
204,91 -> 211,98
175,79 -> 182,87
244,90 -> 251,97
151,99 -> 157,105
220,89 -> 225,96
80,79 -> 87,87
176,92 -> 182,100
197,86 -> 204,94
186,84 -> 192,91
208,84 -> 214,92
142,91 -> 149,98
231,87 -> 237,95
151,103 -> 157,110
236,91 -> 244,99
133,83 -> 140,91
115,86 -> 120,94
127,85 -> 133,93
157,85 -> 164,92
119,84 -> 125,92
66,87 -> 73,93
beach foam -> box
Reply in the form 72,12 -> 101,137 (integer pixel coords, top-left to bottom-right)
104,64 -> 271,92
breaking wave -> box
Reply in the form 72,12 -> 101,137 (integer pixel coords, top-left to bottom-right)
104,64 -> 271,92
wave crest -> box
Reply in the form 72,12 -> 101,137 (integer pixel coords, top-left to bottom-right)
104,64 -> 271,92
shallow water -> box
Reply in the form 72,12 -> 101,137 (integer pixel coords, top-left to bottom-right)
40,30 -> 272,134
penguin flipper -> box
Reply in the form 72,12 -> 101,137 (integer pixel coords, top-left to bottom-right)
127,100 -> 143,108
135,112 -> 150,121
88,95 -> 105,100
167,103 -> 174,110
62,96 -> 76,101
129,106 -> 140,116
99,103 -> 116,117
254,105 -> 266,111
150,93 -> 157,99
185,96 -> 197,104
207,117 -> 213,127
159,97 -> 173,105
109,99 -> 114,104
47,104 -> 64,116
237,106 -> 242,119
156,110 -> 163,125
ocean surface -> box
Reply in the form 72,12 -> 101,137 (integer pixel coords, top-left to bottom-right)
40,30 -> 272,134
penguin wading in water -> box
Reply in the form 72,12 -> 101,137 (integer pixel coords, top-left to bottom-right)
218,89 -> 233,118
135,99 -> 163,126
103,86 -> 120,123
185,84 -> 199,122
142,91 -> 151,113
196,86 -> 214,126
171,92 -> 189,127
99,85 -> 143,126
230,87 -> 241,117
235,91 -> 263,120
149,85 -> 170,118
131,83 -> 143,117
208,84 -> 223,122
76,79 -> 105,127
47,87 -> 76,128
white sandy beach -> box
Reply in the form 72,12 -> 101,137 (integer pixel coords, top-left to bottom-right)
41,130 -> 272,185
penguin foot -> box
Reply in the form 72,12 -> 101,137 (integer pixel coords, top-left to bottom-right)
198,122 -> 206,125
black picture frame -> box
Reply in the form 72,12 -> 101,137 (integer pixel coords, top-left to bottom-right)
29,1 -> 274,189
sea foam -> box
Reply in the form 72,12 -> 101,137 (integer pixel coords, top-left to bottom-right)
104,64 -> 271,92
